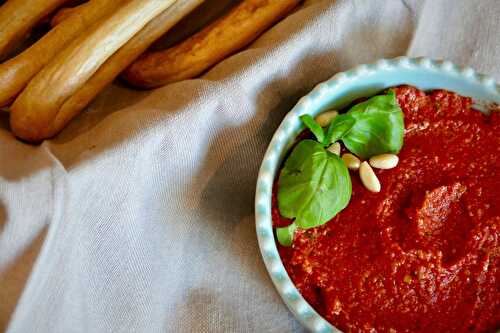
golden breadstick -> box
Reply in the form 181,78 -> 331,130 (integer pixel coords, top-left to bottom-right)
11,0 -> 176,141
11,0 -> 204,142
0,0 -> 71,60
0,0 -> 126,107
122,0 -> 302,89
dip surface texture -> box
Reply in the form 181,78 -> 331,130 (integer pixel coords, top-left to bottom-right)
275,86 -> 500,333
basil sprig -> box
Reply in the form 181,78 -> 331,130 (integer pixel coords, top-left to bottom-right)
324,90 -> 404,159
275,90 -> 404,247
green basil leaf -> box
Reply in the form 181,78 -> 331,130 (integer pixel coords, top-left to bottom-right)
276,222 -> 297,247
325,90 -> 404,159
300,114 -> 325,143
277,140 -> 351,229
324,114 -> 356,145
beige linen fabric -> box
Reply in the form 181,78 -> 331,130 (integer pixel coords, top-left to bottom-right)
0,0 -> 499,332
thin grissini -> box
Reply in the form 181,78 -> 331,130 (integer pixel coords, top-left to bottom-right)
11,0 -> 177,141
0,0 -> 126,107
0,0 -> 71,60
122,0 -> 302,89
11,0 -> 205,142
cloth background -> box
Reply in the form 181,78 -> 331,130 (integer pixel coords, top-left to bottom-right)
0,0 -> 499,332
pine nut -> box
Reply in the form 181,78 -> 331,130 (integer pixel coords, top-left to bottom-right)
359,161 -> 381,193
341,153 -> 361,170
315,110 -> 338,127
327,142 -> 341,155
369,154 -> 399,169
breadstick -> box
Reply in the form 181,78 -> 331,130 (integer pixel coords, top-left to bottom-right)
0,0 -> 71,60
11,0 -> 204,142
11,0 -> 176,141
122,0 -> 302,89
0,0 -> 126,107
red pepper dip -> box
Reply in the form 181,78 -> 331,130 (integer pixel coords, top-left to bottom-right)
274,86 -> 500,332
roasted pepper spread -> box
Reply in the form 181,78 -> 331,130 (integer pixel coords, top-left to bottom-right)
274,86 -> 500,332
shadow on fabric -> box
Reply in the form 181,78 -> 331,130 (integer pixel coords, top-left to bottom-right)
171,288 -> 241,333
0,226 -> 48,332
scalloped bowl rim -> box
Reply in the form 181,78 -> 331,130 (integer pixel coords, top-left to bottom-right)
255,56 -> 500,333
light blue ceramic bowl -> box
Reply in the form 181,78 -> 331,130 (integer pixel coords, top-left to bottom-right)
255,56 -> 500,333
